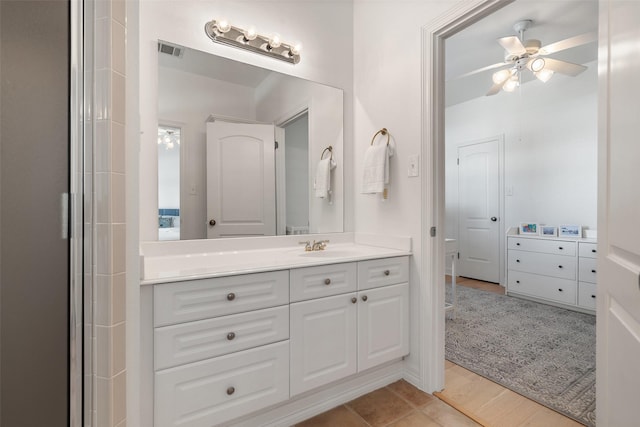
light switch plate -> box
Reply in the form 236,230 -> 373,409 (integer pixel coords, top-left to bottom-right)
408,154 -> 419,177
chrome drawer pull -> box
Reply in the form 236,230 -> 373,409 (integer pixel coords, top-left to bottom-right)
324,278 -> 331,285
227,293 -> 236,301
383,270 -> 390,276
351,297 -> 357,304
227,332 -> 236,341
362,295 -> 368,302
227,387 -> 235,395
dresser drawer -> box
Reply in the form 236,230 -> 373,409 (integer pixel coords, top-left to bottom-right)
154,270 -> 289,327
154,305 -> 289,370
508,270 -> 577,305
508,250 -> 576,280
578,282 -> 597,310
357,256 -> 409,290
155,341 -> 289,427
579,242 -> 598,259
578,257 -> 597,284
290,262 -> 357,302
508,237 -> 576,256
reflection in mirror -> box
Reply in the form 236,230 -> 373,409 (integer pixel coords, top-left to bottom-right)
158,41 -> 343,240
157,125 -> 181,240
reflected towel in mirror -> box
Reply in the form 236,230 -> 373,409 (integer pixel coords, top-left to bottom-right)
314,158 -> 337,198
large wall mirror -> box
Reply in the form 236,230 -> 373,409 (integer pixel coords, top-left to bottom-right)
157,41 -> 344,240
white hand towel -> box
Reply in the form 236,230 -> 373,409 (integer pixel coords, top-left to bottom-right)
361,144 -> 390,194
314,158 -> 332,198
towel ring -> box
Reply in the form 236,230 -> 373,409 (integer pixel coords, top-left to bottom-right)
370,128 -> 390,146
320,146 -> 333,160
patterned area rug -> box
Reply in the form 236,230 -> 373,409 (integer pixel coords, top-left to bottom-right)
445,285 -> 596,426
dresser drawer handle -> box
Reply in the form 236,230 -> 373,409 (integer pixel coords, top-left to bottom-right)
384,270 -> 390,276
227,387 -> 235,395
324,278 -> 331,285
516,280 -> 520,284
362,295 -> 368,302
591,269 -> 596,273
591,294 -> 596,299
227,332 -> 236,341
591,249 -> 596,253
558,288 -> 564,292
558,265 -> 563,269
516,259 -> 520,263
351,297 -> 357,304
516,242 -> 520,246
226,293 -> 236,301
559,246 -> 564,250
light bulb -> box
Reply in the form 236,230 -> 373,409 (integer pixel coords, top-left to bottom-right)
535,69 -> 554,83
167,141 -> 175,150
243,26 -> 257,41
492,69 -> 511,84
503,75 -> 519,92
157,137 -> 162,145
216,18 -> 231,33
268,33 -> 281,49
164,135 -> 171,144
529,57 -> 545,72
289,42 -> 303,56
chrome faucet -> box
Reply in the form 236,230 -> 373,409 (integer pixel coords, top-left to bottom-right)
299,239 -> 330,251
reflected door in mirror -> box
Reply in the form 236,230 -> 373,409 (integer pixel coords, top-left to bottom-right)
207,122 -> 276,238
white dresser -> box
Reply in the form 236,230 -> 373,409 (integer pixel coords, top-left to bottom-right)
507,234 -> 596,313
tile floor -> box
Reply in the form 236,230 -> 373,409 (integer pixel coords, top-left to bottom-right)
294,379 -> 480,427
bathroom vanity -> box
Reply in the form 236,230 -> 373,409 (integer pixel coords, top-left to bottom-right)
140,234 -> 411,427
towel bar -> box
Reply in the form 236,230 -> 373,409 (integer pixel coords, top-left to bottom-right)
370,128 -> 390,146
320,146 -> 333,160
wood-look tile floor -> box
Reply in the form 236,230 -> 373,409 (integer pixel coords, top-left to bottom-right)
296,278 -> 582,427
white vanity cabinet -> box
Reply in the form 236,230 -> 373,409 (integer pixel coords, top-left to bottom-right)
507,235 -> 596,313
290,257 -> 410,396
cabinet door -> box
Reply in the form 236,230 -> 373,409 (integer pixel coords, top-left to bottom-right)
290,293 -> 357,396
357,283 -> 409,372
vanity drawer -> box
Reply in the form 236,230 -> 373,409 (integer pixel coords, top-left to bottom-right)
508,250 -> 576,280
508,237 -> 576,256
358,256 -> 409,290
578,282 -> 597,310
154,270 -> 289,327
290,262 -> 357,302
508,270 -> 577,305
578,257 -> 598,284
579,242 -> 598,258
154,305 -> 289,370
155,340 -> 289,427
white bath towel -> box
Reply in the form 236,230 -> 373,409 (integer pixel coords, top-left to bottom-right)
361,144 -> 391,194
314,158 -> 334,198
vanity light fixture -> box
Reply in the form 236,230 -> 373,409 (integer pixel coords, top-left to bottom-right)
204,19 -> 301,64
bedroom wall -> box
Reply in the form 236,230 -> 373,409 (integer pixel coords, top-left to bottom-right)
445,60 -> 598,242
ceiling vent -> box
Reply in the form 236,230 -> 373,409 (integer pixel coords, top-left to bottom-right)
157,41 -> 184,58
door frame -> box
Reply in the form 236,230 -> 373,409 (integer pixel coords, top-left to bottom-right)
455,136 -> 505,285
420,0 -> 514,392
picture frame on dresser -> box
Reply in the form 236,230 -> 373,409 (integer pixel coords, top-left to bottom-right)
559,225 -> 582,238
519,223 -> 539,235
540,226 -> 557,237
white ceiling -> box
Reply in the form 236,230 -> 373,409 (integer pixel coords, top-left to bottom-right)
445,0 -> 599,106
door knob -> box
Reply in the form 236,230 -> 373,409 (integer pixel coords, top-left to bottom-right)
490,217 -> 497,222
209,219 -> 217,226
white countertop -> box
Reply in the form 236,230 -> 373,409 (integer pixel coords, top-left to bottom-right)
140,233 -> 412,285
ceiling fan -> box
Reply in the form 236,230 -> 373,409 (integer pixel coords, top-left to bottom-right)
465,20 -> 596,96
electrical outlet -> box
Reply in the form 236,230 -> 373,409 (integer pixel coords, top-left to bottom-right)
408,154 -> 419,177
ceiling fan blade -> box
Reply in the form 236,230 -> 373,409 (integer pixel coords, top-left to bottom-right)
498,36 -> 526,56
543,57 -> 587,76
450,62 -> 509,81
539,32 -> 597,55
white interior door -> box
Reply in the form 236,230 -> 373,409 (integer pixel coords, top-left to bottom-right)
206,122 -> 276,238
458,138 -> 501,283
596,1 -> 640,424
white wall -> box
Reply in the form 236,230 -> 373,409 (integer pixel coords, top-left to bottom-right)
445,61 -> 598,244
139,0 -> 354,242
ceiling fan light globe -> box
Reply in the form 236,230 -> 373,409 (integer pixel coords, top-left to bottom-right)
535,69 -> 554,83
503,76 -> 519,92
492,69 -> 512,84
530,57 -> 546,72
